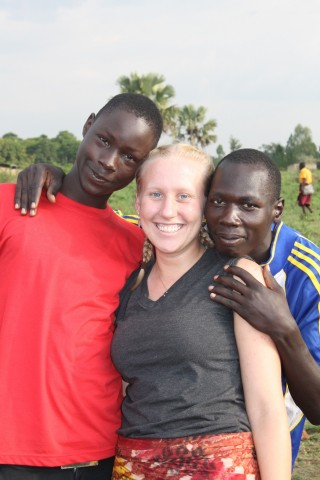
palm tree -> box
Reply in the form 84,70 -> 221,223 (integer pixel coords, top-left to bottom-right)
229,136 -> 242,152
175,105 -> 217,149
116,73 -> 177,133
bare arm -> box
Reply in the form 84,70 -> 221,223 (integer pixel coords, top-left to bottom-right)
209,264 -> 320,424
15,163 -> 66,216
234,258 -> 291,479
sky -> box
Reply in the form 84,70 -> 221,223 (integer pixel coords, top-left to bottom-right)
0,0 -> 320,154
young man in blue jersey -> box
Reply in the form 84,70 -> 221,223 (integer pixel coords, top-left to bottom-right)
13,148 -> 320,468
205,148 -> 320,468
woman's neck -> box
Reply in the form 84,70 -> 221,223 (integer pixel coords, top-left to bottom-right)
148,243 -> 207,301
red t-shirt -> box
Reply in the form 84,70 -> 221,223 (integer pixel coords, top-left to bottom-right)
0,184 -> 144,466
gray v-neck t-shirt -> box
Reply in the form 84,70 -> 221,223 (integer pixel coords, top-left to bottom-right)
112,248 -> 250,438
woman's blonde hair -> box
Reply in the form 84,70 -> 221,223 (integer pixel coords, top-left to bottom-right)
131,143 -> 214,290
136,143 -> 214,196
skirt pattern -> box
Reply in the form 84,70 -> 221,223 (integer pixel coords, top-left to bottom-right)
112,432 -> 260,479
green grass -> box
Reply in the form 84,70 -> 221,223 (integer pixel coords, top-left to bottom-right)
292,422 -> 320,479
109,181 -> 137,213
280,170 -> 320,245
0,169 -> 19,184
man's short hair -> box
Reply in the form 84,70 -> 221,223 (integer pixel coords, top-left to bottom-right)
216,148 -> 281,201
96,93 -> 163,146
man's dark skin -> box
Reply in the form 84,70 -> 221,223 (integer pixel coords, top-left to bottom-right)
205,160 -> 320,425
13,157 -> 320,425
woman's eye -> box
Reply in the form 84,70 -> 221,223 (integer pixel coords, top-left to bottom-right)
212,199 -> 223,205
179,193 -> 190,200
150,192 -> 162,199
243,203 -> 255,209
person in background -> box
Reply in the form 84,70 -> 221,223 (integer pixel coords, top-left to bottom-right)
297,161 -> 313,214
205,148 -> 320,468
110,143 -> 290,479
0,93 -> 163,480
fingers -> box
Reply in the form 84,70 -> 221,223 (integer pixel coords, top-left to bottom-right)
222,264 -> 257,285
15,166 -> 42,215
44,165 -> 65,203
262,265 -> 281,291
46,180 -> 60,204
28,167 -> 48,216
209,268 -> 250,297
209,284 -> 246,317
14,172 -> 24,211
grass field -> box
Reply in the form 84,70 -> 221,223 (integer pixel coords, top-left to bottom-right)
280,170 -> 320,245
292,422 -> 320,479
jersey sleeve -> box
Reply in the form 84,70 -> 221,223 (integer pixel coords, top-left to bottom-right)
286,242 -> 320,365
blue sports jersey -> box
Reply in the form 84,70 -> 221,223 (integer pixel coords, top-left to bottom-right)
261,221 -> 320,466
115,213 -> 320,467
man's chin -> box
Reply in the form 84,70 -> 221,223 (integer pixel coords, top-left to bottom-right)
214,239 -> 245,257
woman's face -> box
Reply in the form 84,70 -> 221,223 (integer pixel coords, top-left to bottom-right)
136,154 -> 207,257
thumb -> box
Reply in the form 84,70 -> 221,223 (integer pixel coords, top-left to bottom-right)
262,264 -> 278,291
46,183 -> 58,203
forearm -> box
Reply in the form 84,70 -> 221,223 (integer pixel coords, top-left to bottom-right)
273,323 -> 320,424
251,408 -> 291,479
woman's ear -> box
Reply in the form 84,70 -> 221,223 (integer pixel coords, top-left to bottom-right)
134,193 -> 140,215
273,197 -> 284,223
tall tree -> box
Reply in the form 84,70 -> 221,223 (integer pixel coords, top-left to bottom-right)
285,124 -> 317,165
261,143 -> 287,170
0,135 -> 27,167
25,135 -> 58,164
174,105 -> 217,149
229,136 -> 242,152
212,144 -> 225,165
53,131 -> 80,165
116,72 -> 177,133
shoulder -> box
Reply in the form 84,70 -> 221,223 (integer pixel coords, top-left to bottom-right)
273,223 -> 319,293
235,257 -> 264,282
0,183 -> 15,195
0,183 -> 16,214
113,210 -> 140,226
268,222 -> 319,270
279,222 -> 320,255
110,208 -> 143,237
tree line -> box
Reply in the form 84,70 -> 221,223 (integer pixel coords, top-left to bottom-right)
1,73 -> 319,171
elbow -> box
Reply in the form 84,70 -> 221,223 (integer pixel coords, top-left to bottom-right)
305,411 -> 320,425
295,394 -> 320,425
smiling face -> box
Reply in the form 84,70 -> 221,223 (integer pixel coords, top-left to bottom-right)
204,161 -> 283,263
63,109 -> 156,208
136,153 -> 208,258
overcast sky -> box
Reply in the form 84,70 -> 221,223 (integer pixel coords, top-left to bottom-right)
1,0 -> 319,154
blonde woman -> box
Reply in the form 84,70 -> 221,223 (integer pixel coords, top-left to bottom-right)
111,144 -> 291,479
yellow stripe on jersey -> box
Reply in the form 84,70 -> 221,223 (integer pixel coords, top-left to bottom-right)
288,256 -> 320,295
294,241 -> 320,262
114,210 -> 140,225
291,249 -> 320,276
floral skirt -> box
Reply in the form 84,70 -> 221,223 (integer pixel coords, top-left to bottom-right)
112,431 -> 260,479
